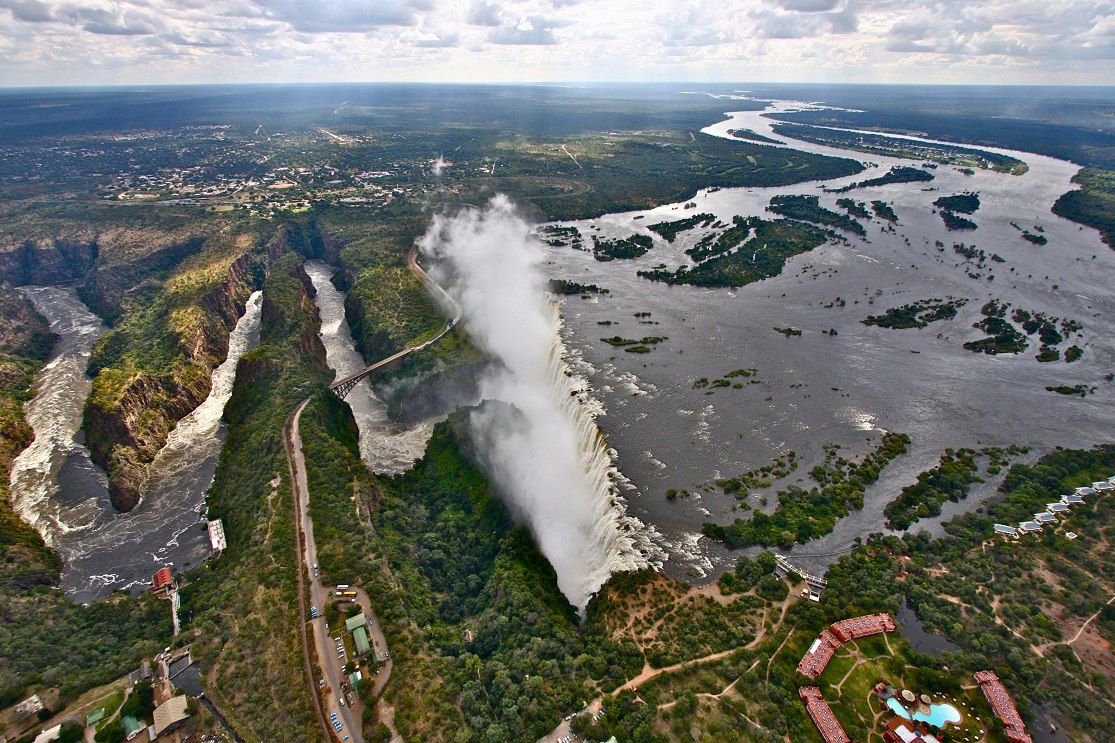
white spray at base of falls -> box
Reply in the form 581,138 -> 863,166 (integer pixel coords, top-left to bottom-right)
419,195 -> 663,610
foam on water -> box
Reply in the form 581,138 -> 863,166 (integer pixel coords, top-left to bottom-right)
304,260 -> 435,474
59,290 -> 264,600
10,287 -> 266,602
10,286 -> 107,545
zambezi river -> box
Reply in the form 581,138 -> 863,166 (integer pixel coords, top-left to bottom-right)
541,96 -> 1115,580
304,260 -> 434,474
10,288 -> 263,603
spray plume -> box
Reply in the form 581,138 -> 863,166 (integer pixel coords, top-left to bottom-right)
418,195 -> 659,610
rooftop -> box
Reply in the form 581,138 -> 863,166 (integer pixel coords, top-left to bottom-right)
353,626 -> 371,655
122,715 -> 143,738
974,671 -> 1032,743
153,695 -> 190,736
800,686 -> 851,743
830,613 -> 897,642
797,630 -> 841,679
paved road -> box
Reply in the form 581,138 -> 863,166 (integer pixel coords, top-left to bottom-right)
290,398 -> 364,743
289,248 -> 458,742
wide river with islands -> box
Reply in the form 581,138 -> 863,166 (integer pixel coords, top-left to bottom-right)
8,96 -> 1114,604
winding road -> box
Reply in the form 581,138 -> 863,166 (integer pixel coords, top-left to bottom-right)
286,246 -> 460,742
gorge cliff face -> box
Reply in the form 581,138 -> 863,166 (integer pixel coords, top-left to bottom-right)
0,287 -> 60,590
83,231 -> 287,512
0,238 -> 97,287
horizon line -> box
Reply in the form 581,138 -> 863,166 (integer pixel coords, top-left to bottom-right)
2,80 -> 1115,93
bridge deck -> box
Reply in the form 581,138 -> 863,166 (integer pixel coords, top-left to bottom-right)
329,250 -> 461,399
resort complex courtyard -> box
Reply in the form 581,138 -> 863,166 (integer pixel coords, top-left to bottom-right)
798,613 -> 1032,742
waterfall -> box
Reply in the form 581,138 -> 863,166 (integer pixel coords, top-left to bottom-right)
546,302 -> 664,588
420,195 -> 663,611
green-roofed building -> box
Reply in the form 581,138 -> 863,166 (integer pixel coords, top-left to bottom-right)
85,707 -> 106,727
345,612 -> 367,632
353,626 -> 371,655
122,715 -> 143,740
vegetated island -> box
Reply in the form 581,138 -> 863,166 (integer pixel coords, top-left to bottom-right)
1046,384 -> 1089,397
826,165 -> 934,194
692,367 -> 762,393
835,198 -> 872,220
600,335 -> 667,353
725,128 -> 782,144
963,300 -> 1083,361
715,450 -> 798,495
883,446 -> 1021,530
871,200 -> 899,223
863,297 -> 968,329
645,212 -> 716,242
933,192 -> 980,230
771,122 -> 1028,174
1021,230 -> 1047,245
592,233 -> 653,261
548,279 -> 609,296
638,217 -> 831,288
703,433 -> 911,549
683,215 -> 751,262
1052,166 -> 1115,248
767,194 -> 867,236
934,192 -> 980,214
538,224 -> 584,250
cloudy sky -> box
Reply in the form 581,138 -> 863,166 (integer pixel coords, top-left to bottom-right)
0,0 -> 1111,87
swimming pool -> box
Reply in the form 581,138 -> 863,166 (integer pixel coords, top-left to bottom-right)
886,697 -> 961,728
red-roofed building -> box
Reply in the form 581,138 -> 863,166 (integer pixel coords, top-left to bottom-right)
830,613 -> 896,643
974,671 -> 1032,743
797,630 -> 841,679
152,567 -> 174,594
800,686 -> 851,743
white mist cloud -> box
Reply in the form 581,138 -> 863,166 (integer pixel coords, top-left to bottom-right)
418,195 -> 654,610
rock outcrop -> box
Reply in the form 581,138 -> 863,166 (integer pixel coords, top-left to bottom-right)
84,232 -> 287,512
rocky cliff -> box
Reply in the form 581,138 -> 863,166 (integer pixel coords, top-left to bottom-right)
83,230 -> 287,512
0,286 -> 60,590
0,238 -> 97,286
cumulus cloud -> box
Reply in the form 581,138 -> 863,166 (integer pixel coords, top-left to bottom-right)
0,0 -> 54,23
467,0 -> 501,27
73,6 -> 159,36
488,16 -> 560,45
414,31 -> 459,47
774,0 -> 841,11
750,0 -> 858,39
244,0 -> 422,33
0,0 -> 1108,84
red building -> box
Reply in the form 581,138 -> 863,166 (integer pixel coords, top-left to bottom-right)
151,567 -> 174,594
800,686 -> 851,743
829,613 -> 896,643
974,671 -> 1032,743
797,630 -> 841,679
